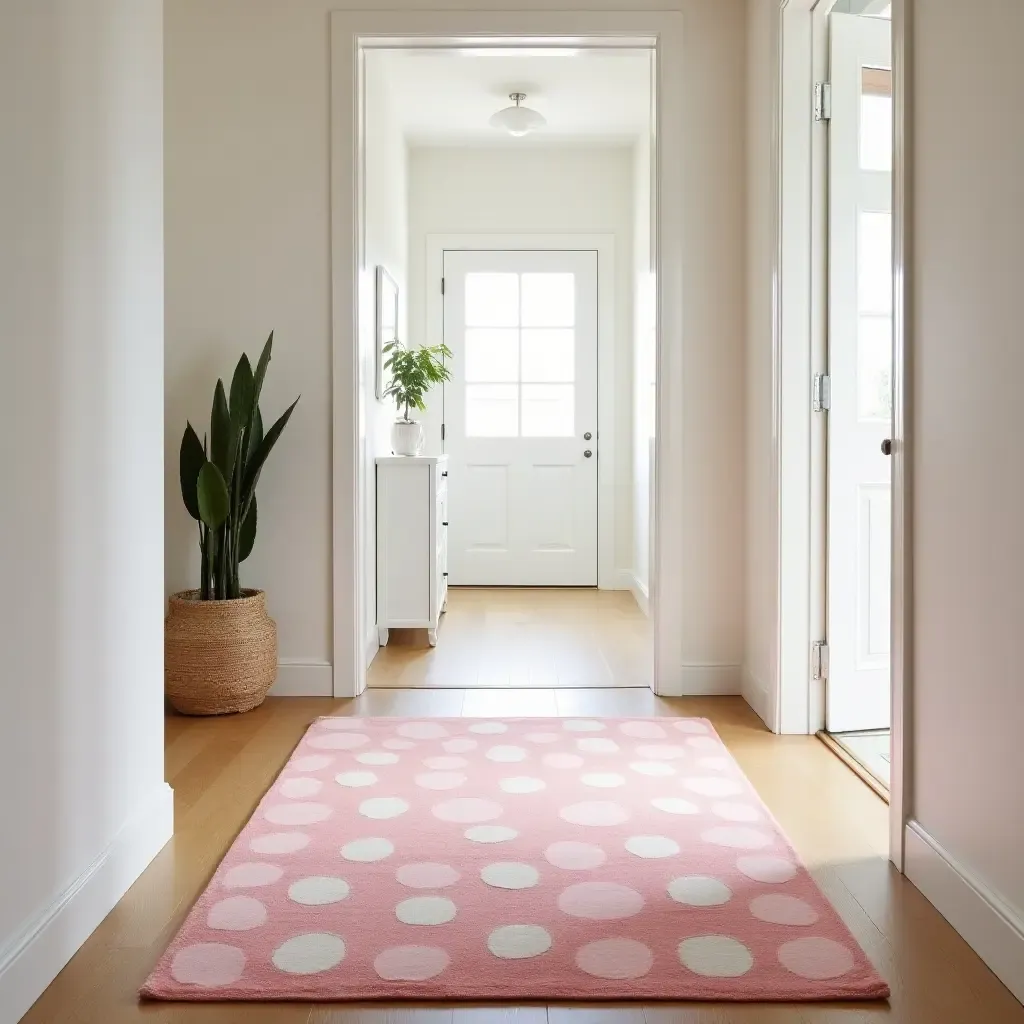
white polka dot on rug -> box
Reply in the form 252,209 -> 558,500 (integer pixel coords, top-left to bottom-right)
469,721 -> 508,734
750,893 -> 819,926
499,776 -> 545,794
629,760 -> 676,777
317,718 -> 365,731
415,771 -> 467,790
443,737 -> 477,753
650,796 -> 699,816
736,854 -> 797,883
576,737 -> 619,753
678,935 -> 753,977
306,731 -> 370,751
575,938 -> 653,980
170,943 -> 246,986
356,751 -> 399,766
488,924 -> 552,960
264,802 -> 332,826
581,772 -> 625,788
699,755 -> 731,771
396,896 -> 457,925
433,797 -> 503,823
619,720 -> 667,739
557,881 -> 644,920
545,840 -> 606,870
481,862 -> 539,890
563,719 -> 605,732
543,752 -> 584,769
423,756 -> 468,770
559,801 -> 630,826
625,834 -> 680,859
464,824 -> 518,843
290,755 -> 332,772
288,876 -> 351,906
397,722 -> 449,740
668,875 -> 732,906
684,776 -> 744,797
358,796 -> 409,820
207,896 -> 267,931
374,945 -> 450,981
382,738 -> 416,750
524,731 -> 559,744
702,826 -> 772,850
485,744 -> 527,762
777,936 -> 854,979
635,743 -> 688,760
673,720 -> 710,734
222,862 -> 283,888
335,770 -> 377,788
687,735 -> 723,752
272,933 -> 346,975
250,831 -> 309,855
278,776 -> 323,799
341,837 -> 394,862
397,863 -> 461,888
712,801 -> 761,822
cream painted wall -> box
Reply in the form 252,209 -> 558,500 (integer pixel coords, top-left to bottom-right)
743,0 -> 778,727
363,57 -> 409,663
0,2 -> 171,1018
910,0 -> 1024,917
406,145 -> 636,578
164,0 -> 747,689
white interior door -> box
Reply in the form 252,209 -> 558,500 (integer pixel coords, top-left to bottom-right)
826,13 -> 893,733
443,249 -> 598,586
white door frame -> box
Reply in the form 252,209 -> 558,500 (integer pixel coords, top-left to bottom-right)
329,11 -> 685,699
426,233 -> 618,590
774,0 -> 911,868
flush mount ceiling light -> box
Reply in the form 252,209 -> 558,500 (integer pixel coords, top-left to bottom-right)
488,93 -> 546,137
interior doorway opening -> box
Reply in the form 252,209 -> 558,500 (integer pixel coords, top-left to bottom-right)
359,43 -> 656,691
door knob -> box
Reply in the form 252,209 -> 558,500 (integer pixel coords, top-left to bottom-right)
583,431 -> 592,441
881,439 -> 893,456
583,449 -> 593,458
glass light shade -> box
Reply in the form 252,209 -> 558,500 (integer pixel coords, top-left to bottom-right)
488,103 -> 546,137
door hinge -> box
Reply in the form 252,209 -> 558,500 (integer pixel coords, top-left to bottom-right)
441,422 -> 446,441
814,82 -> 832,122
812,641 -> 829,681
441,277 -> 445,295
813,373 -> 831,412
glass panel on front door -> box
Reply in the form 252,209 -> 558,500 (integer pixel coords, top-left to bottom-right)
463,271 -> 577,438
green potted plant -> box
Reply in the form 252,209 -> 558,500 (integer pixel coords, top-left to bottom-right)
166,333 -> 299,715
383,339 -> 452,455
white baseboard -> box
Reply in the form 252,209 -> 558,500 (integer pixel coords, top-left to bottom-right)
677,663 -> 742,695
741,666 -> 772,729
0,782 -> 174,1024
905,820 -> 1024,1005
269,660 -> 333,697
620,571 -> 649,616
365,627 -> 380,670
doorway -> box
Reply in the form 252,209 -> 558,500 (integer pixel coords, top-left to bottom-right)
823,6 -> 893,788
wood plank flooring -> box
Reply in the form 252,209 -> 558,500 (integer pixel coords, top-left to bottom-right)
20,689 -> 1024,1023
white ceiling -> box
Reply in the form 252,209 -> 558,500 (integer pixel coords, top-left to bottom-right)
372,49 -> 652,146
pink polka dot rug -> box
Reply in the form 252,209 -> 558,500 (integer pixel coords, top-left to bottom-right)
141,716 -> 889,1003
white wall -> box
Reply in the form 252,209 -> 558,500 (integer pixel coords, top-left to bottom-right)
164,0 -> 747,692
906,0 -> 1024,974
743,0 -> 778,727
0,2 -> 172,1019
363,56 -> 410,664
406,145 -> 636,579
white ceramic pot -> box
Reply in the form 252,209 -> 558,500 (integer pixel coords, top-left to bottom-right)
391,419 -> 425,456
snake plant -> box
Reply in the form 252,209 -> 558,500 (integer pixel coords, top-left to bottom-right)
179,333 -> 299,600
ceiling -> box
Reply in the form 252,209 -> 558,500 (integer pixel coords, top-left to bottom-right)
372,49 -> 652,146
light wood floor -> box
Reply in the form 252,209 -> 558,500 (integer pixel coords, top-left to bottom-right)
22,689 -> 1024,1023
368,588 -> 652,689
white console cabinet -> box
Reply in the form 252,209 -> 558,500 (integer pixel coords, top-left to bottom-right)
375,455 -> 448,647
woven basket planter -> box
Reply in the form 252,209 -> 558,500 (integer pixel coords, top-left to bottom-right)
165,589 -> 277,715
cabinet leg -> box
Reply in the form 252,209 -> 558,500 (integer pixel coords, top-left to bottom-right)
378,627 -> 389,646
427,628 -> 438,647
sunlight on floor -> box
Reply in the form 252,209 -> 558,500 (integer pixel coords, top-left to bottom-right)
832,730 -> 891,788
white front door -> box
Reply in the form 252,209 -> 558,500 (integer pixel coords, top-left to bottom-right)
826,13 -> 893,733
442,249 -> 598,586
